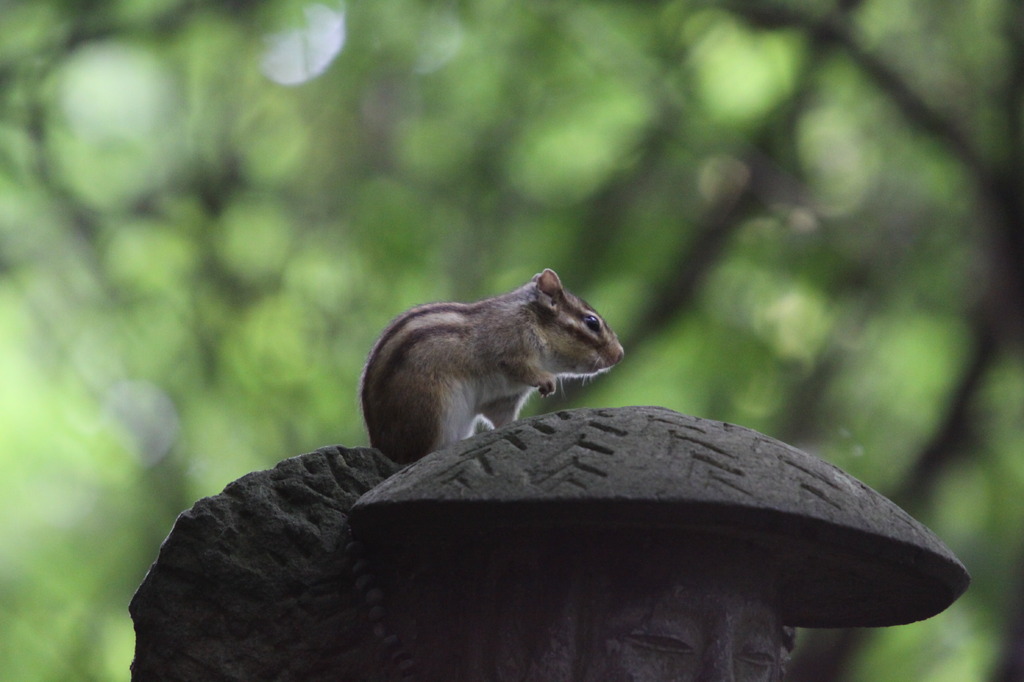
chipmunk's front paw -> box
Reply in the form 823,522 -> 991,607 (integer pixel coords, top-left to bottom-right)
536,376 -> 556,397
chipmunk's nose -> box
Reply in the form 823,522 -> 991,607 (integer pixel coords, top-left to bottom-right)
610,343 -> 624,365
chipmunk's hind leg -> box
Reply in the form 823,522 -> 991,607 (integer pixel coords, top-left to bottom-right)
369,388 -> 443,465
480,391 -> 530,428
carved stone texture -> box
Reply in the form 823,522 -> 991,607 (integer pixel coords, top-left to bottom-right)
350,406 -> 970,628
129,446 -> 401,682
364,525 -> 795,681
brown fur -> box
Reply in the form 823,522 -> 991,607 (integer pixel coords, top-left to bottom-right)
360,270 -> 623,464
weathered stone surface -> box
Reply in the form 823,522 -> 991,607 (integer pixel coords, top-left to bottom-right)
130,406 -> 969,680
129,445 -> 400,682
350,406 -> 970,628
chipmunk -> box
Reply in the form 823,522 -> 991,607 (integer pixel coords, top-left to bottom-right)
360,269 -> 624,464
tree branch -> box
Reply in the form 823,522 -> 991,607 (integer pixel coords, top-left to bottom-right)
894,318 -> 998,509
727,3 -> 994,189
992,544 -> 1024,682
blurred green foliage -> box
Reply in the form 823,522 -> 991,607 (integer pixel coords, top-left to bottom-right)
2,0 -> 1023,680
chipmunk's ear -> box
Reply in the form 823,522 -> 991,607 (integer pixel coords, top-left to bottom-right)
533,269 -> 564,306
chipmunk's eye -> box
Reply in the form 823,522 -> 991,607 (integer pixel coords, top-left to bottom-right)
583,315 -> 602,333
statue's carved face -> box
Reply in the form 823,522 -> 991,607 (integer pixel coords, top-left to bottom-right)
594,585 -> 785,682
381,532 -> 789,682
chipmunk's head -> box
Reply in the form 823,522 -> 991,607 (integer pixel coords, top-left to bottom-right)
529,269 -> 624,376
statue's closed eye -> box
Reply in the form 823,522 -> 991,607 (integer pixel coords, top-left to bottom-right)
737,648 -> 775,668
625,633 -> 696,656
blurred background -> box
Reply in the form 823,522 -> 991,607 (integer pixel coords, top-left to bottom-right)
2,0 -> 1022,679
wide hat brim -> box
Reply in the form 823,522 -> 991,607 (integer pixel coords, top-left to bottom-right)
349,406 -> 969,628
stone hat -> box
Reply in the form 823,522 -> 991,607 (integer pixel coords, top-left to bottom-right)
349,406 -> 970,628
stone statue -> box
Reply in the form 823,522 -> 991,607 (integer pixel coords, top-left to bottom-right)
130,407 -> 969,681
